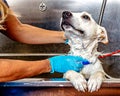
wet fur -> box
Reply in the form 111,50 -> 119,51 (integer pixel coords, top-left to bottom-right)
61,11 -> 108,92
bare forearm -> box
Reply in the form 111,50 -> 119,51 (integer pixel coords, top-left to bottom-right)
4,9 -> 65,44
0,59 -> 51,82
14,24 -> 65,44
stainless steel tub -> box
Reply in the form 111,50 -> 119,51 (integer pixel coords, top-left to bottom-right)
0,0 -> 120,95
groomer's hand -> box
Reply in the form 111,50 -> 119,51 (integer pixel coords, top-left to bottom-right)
48,55 -> 90,73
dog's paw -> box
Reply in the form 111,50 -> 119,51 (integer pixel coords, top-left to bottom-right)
88,72 -> 104,92
63,70 -> 87,92
72,74 -> 87,92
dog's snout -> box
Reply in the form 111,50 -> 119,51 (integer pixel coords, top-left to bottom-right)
62,11 -> 72,19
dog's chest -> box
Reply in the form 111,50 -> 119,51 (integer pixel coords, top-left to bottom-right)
81,60 -> 103,78
68,40 -> 92,58
81,64 -> 94,78
67,34 -> 103,77
81,63 -> 99,77
68,37 -> 100,62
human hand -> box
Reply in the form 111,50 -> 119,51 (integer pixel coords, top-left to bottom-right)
48,55 -> 90,73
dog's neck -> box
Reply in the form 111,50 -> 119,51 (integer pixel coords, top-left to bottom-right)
68,37 -> 100,62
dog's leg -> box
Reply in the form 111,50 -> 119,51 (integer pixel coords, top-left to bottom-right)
88,71 -> 105,92
63,70 -> 87,92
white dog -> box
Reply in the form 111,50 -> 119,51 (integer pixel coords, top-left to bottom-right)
60,11 -> 108,92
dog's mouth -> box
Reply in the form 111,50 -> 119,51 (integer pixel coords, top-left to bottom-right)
61,20 -> 85,34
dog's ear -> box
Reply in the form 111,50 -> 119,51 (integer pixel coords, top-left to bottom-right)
97,26 -> 108,44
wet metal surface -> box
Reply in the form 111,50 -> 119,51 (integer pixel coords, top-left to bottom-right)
0,78 -> 120,87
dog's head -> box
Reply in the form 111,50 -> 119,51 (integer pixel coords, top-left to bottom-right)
61,11 -> 108,44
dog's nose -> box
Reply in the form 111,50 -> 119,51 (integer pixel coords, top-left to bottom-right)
62,11 -> 72,19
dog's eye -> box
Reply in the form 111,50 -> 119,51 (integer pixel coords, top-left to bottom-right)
75,29 -> 84,34
82,15 -> 90,20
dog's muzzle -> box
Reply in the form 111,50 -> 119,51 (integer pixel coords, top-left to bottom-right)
61,11 -> 85,34
61,11 -> 72,30
62,11 -> 72,19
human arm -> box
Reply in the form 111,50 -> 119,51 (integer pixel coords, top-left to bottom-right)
49,55 -> 90,73
4,9 -> 65,44
0,55 -> 89,82
0,59 -> 51,82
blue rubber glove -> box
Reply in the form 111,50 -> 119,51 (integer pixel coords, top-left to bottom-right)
48,55 -> 90,73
